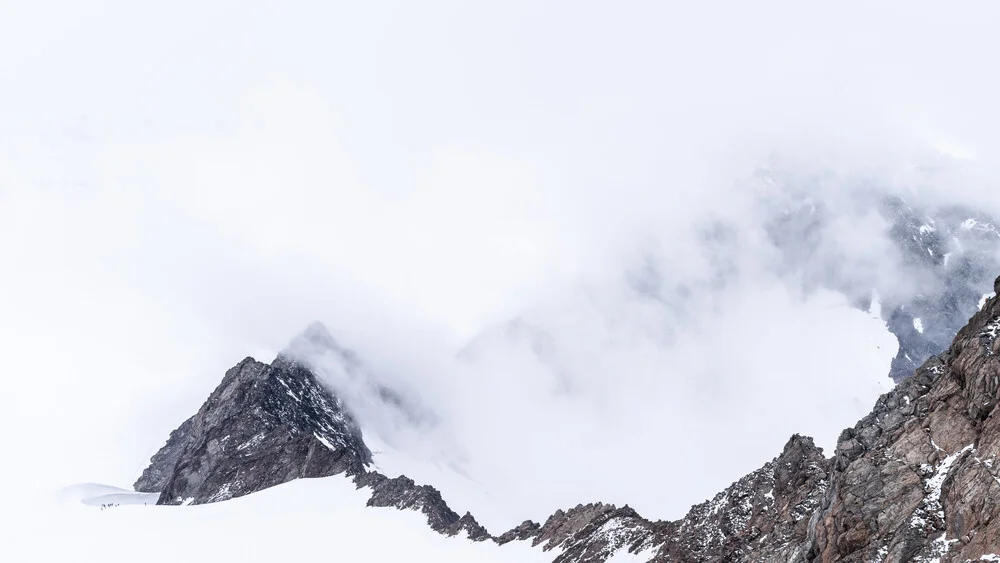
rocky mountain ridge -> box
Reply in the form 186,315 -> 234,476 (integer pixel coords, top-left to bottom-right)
137,275 -> 1000,561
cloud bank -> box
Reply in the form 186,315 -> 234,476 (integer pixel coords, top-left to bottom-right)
4,0 -> 1000,531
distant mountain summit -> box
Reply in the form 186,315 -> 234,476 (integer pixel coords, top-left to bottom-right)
133,354 -> 371,504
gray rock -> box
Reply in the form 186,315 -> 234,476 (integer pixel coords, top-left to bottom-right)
135,327 -> 489,541
354,471 -> 491,541
493,503 -> 666,563
145,355 -> 372,505
133,415 -> 195,493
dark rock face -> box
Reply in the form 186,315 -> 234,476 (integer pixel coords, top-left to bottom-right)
135,326 -> 488,541
142,355 -> 372,505
653,435 -> 831,562
801,280 -> 1000,562
355,471 -> 491,540
496,520 -> 542,544
133,416 -> 195,493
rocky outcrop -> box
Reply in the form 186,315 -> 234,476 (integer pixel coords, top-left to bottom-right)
800,275 -> 1000,562
355,471 -> 491,540
653,434 -> 831,562
134,325 -> 490,541
142,355 -> 372,505
495,502 -> 665,562
134,415 -> 196,493
496,434 -> 834,563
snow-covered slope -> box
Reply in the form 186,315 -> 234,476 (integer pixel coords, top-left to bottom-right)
15,477 -> 550,562
59,483 -> 159,507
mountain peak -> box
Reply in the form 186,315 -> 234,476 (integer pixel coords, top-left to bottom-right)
282,321 -> 342,359
134,355 -> 372,504
134,351 -> 489,542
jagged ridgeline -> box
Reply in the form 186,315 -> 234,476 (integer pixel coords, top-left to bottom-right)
138,276 -> 1000,562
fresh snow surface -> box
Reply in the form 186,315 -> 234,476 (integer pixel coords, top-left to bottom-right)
12,477 -> 551,563
913,318 -> 924,333
59,483 -> 159,507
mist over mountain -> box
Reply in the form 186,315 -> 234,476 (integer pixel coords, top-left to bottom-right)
126,275 -> 1000,561
8,2 -> 1000,562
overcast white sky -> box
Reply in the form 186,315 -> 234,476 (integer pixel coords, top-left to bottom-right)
5,0 -> 1000,534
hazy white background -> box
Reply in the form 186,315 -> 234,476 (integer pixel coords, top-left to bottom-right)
4,0 -> 1000,548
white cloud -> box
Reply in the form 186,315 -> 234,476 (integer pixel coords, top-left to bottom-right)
3,0 -> 1000,538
